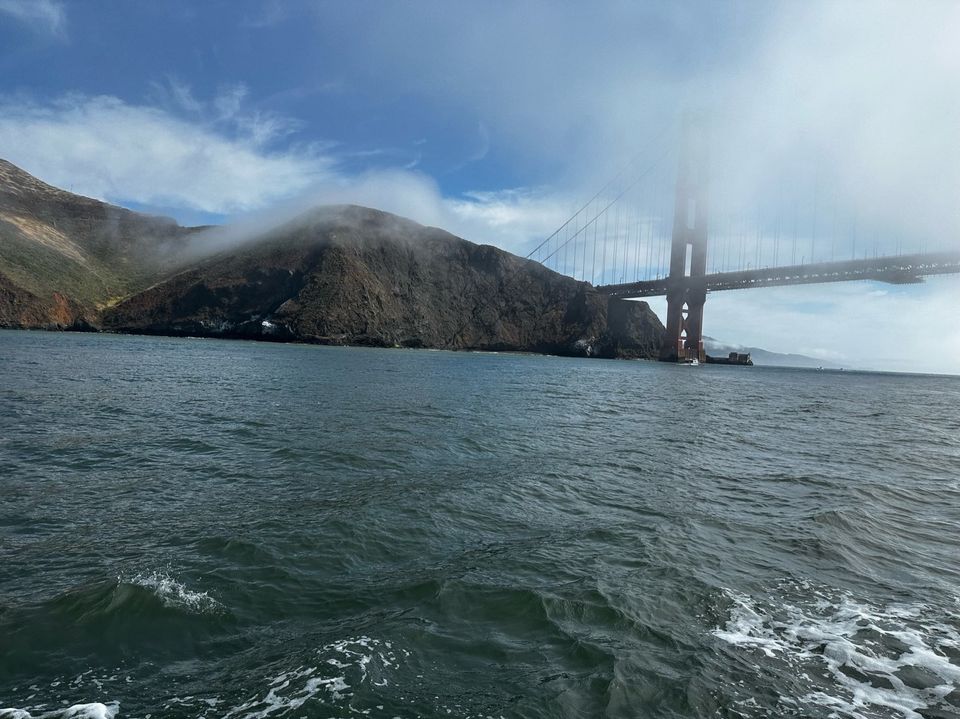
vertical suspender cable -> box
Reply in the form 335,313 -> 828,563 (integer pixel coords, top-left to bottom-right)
590,202 -> 597,285
810,163 -> 818,264
601,212 -> 609,284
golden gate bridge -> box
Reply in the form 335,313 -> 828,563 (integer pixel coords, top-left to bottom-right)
526,119 -> 960,363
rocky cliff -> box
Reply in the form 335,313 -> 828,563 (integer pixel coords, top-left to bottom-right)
1,160 -> 664,358
104,206 -> 663,357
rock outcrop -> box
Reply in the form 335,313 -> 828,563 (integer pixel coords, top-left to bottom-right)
104,206 -> 663,358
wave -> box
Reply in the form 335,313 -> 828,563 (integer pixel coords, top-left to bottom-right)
3,637 -> 430,719
216,636 -> 403,718
0,572 -> 225,658
0,703 -> 118,719
36,573 -> 223,625
712,581 -> 960,718
124,572 -> 221,615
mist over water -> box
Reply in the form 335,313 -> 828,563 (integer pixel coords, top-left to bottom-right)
1,330 -> 959,718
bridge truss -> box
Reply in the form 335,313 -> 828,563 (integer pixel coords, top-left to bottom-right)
598,251 -> 960,298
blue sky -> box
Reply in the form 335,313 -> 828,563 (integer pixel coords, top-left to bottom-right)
1,0 -> 958,372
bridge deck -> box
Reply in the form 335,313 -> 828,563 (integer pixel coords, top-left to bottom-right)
597,251 -> 960,298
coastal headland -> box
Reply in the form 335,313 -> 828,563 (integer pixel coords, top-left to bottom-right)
0,159 -> 663,359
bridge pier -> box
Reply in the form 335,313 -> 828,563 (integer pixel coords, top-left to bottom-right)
660,284 -> 706,362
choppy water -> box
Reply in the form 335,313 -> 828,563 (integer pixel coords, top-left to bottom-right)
1,329 -> 959,719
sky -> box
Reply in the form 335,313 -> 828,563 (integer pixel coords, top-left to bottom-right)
0,0 -> 958,373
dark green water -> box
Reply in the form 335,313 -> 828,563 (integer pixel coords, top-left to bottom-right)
1,329 -> 959,719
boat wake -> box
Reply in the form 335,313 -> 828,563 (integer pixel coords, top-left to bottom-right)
0,703 -> 118,719
713,581 -> 960,718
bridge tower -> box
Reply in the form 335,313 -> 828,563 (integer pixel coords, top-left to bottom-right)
660,121 -> 709,362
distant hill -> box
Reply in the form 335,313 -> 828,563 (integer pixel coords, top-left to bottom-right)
0,160 -> 664,358
0,159 -> 201,328
704,337 -> 841,368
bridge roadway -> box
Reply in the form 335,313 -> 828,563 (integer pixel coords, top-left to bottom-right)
597,251 -> 960,298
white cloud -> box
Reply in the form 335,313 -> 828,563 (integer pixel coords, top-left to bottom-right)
201,171 -> 573,262
151,76 -> 203,116
212,83 -> 248,123
147,78 -> 302,147
307,1 -> 960,248
0,85 -> 570,255
446,188 -> 571,253
0,93 -> 331,214
709,1 -> 960,251
0,0 -> 66,38
340,181 -> 571,258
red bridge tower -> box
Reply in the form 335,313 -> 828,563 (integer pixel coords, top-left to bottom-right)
660,122 -> 709,363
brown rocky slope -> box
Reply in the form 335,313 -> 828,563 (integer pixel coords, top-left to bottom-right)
104,205 -> 664,358
0,159 -> 201,328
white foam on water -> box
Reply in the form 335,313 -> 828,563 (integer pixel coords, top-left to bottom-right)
220,636 -> 402,718
125,572 -> 221,614
0,702 -> 119,719
59,705 -> 118,719
3,671 -> 127,719
713,582 -> 960,718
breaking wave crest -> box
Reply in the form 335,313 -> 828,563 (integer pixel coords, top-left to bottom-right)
713,581 -> 960,718
124,572 -> 221,615
35,572 -> 223,625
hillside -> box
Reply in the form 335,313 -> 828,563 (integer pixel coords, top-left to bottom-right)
0,159 -> 200,328
0,161 -> 665,358
104,205 -> 664,357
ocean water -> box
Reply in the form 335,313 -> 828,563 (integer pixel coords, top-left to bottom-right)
1,329 -> 958,719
